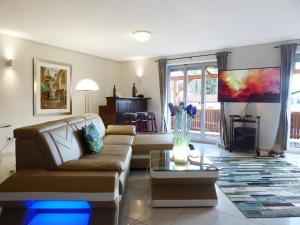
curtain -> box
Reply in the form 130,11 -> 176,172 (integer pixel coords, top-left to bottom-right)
216,52 -> 230,149
271,43 -> 297,154
158,59 -> 168,133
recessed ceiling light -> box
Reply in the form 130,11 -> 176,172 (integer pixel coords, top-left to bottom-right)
133,31 -> 151,42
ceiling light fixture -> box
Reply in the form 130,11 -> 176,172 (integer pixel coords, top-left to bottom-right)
133,31 -> 151,42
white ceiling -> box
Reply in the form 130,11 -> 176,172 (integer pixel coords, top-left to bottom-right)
0,0 -> 300,61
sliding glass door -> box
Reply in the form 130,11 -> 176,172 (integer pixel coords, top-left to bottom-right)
167,62 -> 220,143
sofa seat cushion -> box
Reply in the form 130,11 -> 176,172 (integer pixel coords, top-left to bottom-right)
103,135 -> 134,146
132,134 -> 173,155
58,145 -> 132,174
106,125 -> 136,136
84,145 -> 132,159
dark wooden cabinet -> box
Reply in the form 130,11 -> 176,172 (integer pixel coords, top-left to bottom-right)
99,97 -> 151,127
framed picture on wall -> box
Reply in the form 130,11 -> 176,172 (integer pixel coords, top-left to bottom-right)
33,58 -> 72,116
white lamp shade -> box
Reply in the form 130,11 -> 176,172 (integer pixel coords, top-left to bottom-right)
75,79 -> 99,91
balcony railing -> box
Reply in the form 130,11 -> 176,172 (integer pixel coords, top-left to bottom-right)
170,110 -> 300,139
171,109 -> 220,133
291,112 -> 300,139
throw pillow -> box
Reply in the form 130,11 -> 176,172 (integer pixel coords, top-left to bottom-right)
82,123 -> 103,153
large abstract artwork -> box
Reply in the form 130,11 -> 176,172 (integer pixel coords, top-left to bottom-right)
218,67 -> 281,102
33,58 -> 72,116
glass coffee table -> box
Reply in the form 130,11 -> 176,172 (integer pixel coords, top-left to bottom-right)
150,150 -> 219,207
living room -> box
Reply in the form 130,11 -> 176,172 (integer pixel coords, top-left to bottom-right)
0,0 -> 300,225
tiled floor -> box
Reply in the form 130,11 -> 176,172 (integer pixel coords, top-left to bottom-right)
1,143 -> 300,225
119,143 -> 300,225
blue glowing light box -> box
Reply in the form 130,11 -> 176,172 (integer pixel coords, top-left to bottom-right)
23,200 -> 90,209
22,200 -> 91,225
27,213 -> 90,225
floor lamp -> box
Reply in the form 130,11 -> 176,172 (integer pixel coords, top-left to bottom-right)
75,79 -> 99,113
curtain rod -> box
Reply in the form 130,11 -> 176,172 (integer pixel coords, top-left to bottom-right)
155,51 -> 232,62
274,44 -> 300,48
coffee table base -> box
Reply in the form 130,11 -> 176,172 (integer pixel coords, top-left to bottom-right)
151,179 -> 218,208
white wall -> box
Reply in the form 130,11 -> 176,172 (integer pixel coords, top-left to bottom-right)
0,33 -> 298,153
119,59 -> 162,128
226,42 -> 281,149
120,41 -> 300,149
0,34 -> 121,153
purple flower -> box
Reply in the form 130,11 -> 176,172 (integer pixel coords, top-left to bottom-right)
168,103 -> 177,116
191,106 -> 197,118
169,102 -> 197,118
185,104 -> 193,115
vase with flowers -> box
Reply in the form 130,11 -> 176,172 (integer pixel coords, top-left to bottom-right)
168,102 -> 197,164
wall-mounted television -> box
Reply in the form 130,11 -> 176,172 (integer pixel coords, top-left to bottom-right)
218,67 -> 281,103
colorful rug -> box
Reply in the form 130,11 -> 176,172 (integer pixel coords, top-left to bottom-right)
210,157 -> 300,218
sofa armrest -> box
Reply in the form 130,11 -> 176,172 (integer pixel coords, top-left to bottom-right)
0,169 -> 119,205
58,158 -> 125,174
106,125 -> 136,136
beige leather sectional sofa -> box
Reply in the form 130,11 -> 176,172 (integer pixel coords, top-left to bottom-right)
0,114 -> 173,225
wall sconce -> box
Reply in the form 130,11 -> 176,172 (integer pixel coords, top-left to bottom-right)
6,59 -> 14,69
137,68 -> 143,77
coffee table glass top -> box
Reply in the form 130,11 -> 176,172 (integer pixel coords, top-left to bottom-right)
150,150 -> 218,172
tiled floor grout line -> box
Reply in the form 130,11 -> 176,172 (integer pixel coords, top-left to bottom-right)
217,210 -> 249,221
247,219 -> 267,225
168,208 -> 186,225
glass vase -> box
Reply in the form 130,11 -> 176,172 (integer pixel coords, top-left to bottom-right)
172,133 -> 190,164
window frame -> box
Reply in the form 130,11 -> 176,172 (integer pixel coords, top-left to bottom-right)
166,61 -> 218,141
295,53 -> 300,74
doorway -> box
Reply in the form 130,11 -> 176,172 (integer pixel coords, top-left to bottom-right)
289,55 -> 300,151
167,62 -> 220,143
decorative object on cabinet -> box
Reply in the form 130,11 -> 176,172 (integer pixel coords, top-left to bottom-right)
113,85 -> 117,97
33,58 -> 72,116
132,83 -> 137,97
76,79 -> 99,113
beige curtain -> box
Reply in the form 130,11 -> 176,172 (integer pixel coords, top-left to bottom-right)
158,59 -> 168,133
271,43 -> 297,154
216,52 -> 230,149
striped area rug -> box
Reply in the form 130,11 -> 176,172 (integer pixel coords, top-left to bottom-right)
210,156 -> 300,218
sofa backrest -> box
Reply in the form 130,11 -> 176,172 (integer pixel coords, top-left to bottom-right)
14,114 -> 106,171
